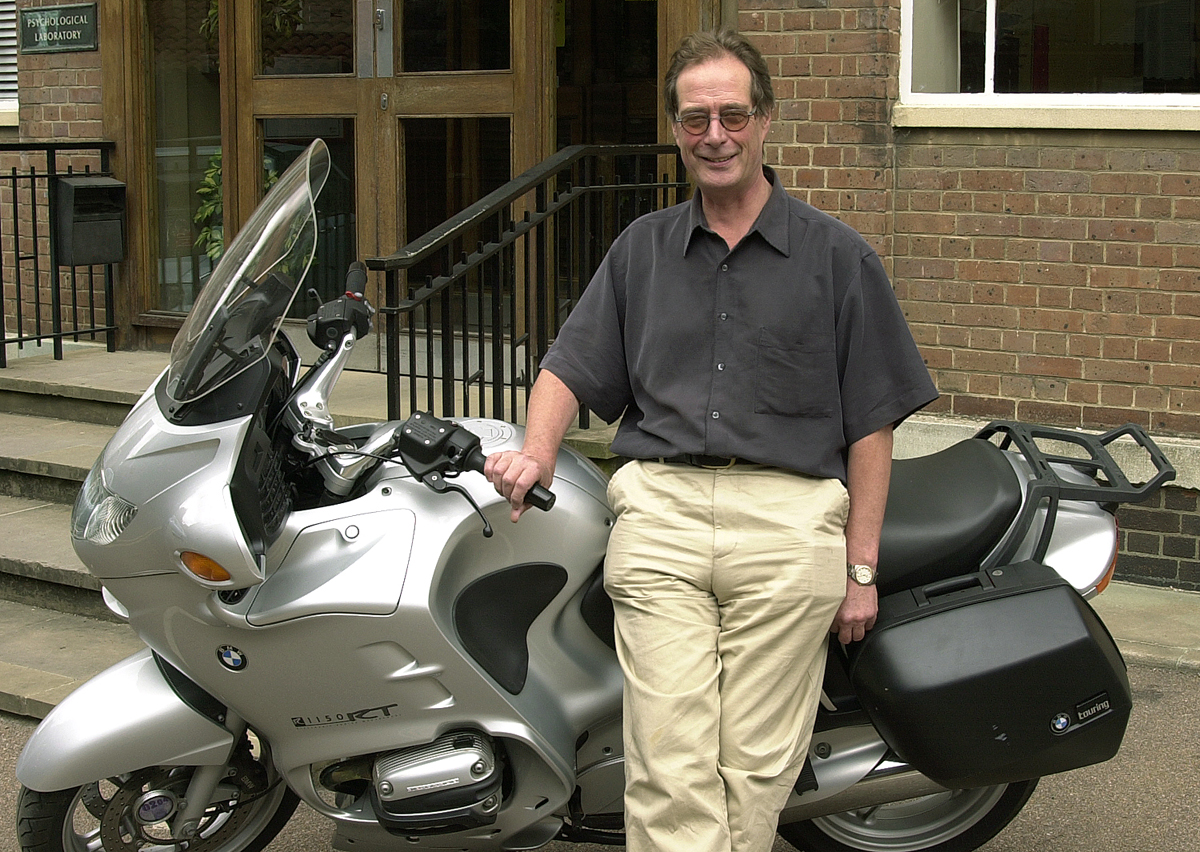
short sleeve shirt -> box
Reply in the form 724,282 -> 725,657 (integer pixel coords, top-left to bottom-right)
539,167 -> 938,484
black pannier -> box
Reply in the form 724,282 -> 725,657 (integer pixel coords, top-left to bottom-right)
849,561 -> 1132,789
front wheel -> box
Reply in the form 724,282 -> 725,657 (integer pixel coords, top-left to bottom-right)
16,733 -> 299,852
777,779 -> 1038,852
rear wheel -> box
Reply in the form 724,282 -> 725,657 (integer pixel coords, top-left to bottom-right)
16,733 -> 299,852
777,779 -> 1038,852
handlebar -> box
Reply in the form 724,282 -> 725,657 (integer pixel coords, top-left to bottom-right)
461,446 -> 557,512
397,412 -> 556,513
287,286 -> 556,523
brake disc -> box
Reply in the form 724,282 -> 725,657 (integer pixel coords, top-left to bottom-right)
94,766 -> 251,851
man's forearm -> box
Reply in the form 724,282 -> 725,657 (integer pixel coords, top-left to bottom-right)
521,369 -> 582,477
845,425 -> 894,568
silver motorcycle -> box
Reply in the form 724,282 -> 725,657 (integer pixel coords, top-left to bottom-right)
15,140 -> 1175,852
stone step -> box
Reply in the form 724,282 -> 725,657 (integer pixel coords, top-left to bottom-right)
0,411 -> 114,503
0,346 -> 154,426
0,597 -> 144,718
0,494 -> 113,620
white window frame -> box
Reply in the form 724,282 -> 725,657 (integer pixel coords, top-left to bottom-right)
897,0 -> 1200,131
0,1 -> 16,126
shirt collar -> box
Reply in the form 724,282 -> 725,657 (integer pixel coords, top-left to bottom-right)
683,166 -> 792,258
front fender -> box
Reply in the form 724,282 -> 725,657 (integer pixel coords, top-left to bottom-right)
17,649 -> 235,792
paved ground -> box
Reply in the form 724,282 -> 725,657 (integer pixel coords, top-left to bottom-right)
3,347 -> 1200,850
3,665 -> 1199,852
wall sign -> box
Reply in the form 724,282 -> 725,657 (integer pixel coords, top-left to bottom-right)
19,4 -> 98,54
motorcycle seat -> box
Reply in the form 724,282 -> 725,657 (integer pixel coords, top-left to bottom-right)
877,438 -> 1023,595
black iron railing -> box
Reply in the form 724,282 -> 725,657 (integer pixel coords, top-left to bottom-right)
366,144 -> 687,425
0,141 -> 119,366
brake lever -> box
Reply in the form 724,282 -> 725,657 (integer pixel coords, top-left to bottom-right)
421,470 -> 494,538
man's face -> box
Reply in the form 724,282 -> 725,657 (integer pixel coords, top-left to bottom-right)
671,54 -> 771,203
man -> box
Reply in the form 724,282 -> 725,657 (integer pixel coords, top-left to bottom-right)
485,30 -> 937,852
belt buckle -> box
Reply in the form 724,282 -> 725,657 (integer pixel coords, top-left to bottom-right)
699,456 -> 738,470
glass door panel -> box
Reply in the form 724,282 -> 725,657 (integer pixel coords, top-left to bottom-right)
261,119 -> 357,316
404,117 -> 512,330
150,0 -> 222,312
401,0 -> 510,71
259,0 -> 355,75
556,0 -> 658,147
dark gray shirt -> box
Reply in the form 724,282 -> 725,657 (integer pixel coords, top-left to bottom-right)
540,168 -> 938,483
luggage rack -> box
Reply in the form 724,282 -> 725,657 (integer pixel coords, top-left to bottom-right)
973,421 -> 1176,570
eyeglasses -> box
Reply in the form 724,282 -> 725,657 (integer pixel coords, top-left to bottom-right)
674,109 -> 758,136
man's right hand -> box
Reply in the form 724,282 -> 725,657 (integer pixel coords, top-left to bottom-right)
484,451 -> 554,522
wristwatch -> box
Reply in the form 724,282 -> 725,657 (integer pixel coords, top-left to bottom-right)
847,563 -> 878,586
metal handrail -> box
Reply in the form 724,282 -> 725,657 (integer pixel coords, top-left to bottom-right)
0,141 -> 119,366
367,144 -> 676,272
366,143 -> 687,423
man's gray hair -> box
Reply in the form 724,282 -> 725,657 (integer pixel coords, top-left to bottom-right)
663,30 -> 776,119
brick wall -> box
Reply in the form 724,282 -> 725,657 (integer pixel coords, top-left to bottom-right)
1118,488 -> 1200,590
742,1 -> 1200,445
893,128 -> 1200,440
740,0 -> 898,259
738,0 -> 1199,588
17,0 -> 105,141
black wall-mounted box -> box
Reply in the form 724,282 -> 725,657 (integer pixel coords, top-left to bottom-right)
55,175 -> 126,267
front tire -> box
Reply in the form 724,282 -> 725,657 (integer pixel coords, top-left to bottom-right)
777,779 -> 1038,852
16,734 -> 299,852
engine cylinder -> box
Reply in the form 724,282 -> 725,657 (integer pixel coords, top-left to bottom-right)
370,731 -> 503,835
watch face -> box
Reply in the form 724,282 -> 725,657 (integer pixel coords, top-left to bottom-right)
850,564 -> 876,585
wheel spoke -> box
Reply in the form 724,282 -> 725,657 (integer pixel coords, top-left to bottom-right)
21,732 -> 298,852
778,780 -> 1039,852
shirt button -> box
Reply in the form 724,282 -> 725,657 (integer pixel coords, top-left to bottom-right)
719,312 -> 728,321
721,263 -> 729,271
711,411 -> 720,419
717,362 -> 726,371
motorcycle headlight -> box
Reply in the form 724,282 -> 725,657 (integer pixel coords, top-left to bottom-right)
71,458 -> 138,545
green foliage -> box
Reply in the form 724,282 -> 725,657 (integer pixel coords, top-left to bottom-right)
193,152 -> 281,262
193,152 -> 224,261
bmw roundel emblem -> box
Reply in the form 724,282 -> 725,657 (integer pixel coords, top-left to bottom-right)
1050,713 -> 1071,733
218,645 -> 247,671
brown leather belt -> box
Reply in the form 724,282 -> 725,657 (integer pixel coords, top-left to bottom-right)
656,454 -> 752,469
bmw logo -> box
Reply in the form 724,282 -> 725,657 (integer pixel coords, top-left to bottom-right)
1050,713 -> 1071,734
217,645 -> 247,671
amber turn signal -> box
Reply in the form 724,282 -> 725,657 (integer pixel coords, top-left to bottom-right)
180,552 -> 232,583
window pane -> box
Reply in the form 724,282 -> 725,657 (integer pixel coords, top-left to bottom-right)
556,0 -> 658,144
995,0 -> 1200,93
260,0 -> 354,76
402,0 -> 509,72
0,1 -> 17,101
959,0 -> 987,93
404,117 -> 511,329
262,119 -> 357,313
151,0 -> 221,312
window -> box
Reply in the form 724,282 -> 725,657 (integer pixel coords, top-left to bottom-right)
899,0 -> 1200,129
0,2 -> 16,125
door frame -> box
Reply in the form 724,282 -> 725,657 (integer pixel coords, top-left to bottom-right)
104,0 -> 716,345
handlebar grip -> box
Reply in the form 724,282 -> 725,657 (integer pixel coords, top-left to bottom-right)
465,447 -> 557,512
524,483 -> 556,512
344,261 -> 368,297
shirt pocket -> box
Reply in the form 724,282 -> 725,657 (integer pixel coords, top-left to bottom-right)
753,328 -> 837,418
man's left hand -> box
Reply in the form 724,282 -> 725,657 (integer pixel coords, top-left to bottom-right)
831,580 -> 878,645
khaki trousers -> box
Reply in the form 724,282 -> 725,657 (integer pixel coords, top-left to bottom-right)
604,460 -> 848,852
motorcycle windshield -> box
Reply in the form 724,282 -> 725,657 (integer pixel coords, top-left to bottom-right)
165,139 -> 331,405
